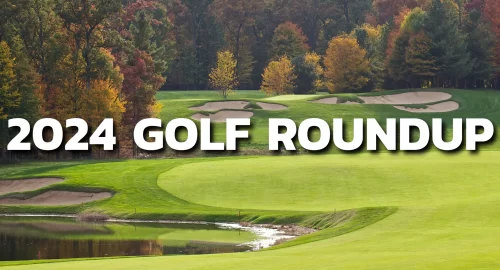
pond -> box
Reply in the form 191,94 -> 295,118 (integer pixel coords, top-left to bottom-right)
0,216 -> 295,261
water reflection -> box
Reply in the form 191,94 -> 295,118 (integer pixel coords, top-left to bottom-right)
0,217 -> 254,261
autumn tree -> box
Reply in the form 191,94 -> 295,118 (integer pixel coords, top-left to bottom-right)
324,35 -> 371,93
261,56 -> 296,95
388,7 -> 436,87
271,22 -> 309,60
0,41 -> 19,160
209,51 -> 238,98
353,24 -> 386,89
114,0 -> 173,157
373,0 -> 427,24
0,41 -> 19,119
55,0 -> 121,89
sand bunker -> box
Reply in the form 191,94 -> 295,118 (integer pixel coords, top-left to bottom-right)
192,111 -> 254,123
0,178 -> 64,196
313,92 -> 452,105
312,97 -> 338,104
190,101 -> 250,111
0,191 -> 113,206
394,101 -> 459,113
256,102 -> 287,111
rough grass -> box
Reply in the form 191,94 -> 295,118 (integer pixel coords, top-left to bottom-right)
336,94 -> 365,104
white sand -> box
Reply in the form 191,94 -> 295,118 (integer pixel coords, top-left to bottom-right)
192,110 -> 254,123
0,191 -> 113,206
190,101 -> 250,111
394,101 -> 459,113
256,102 -> 288,111
312,92 -> 452,105
0,178 -> 64,195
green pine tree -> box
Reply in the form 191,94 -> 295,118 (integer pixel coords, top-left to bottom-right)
423,0 -> 472,86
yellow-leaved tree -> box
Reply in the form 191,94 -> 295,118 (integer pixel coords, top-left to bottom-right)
0,41 -> 19,119
209,51 -> 238,99
261,56 -> 297,95
304,52 -> 324,90
324,35 -> 371,93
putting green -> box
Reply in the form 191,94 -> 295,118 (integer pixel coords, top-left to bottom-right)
158,152 -> 500,211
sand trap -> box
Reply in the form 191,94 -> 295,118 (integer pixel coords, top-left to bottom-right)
313,92 -> 452,105
0,191 -> 113,206
311,97 -> 338,104
0,178 -> 64,196
265,95 -> 324,101
190,101 -> 250,111
192,111 -> 254,123
256,102 -> 287,111
394,101 -> 459,113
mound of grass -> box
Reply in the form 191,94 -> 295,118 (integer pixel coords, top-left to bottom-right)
336,94 -> 365,104
244,102 -> 263,110
400,104 -> 428,109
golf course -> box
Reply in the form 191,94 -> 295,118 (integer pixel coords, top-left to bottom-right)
1,89 -> 500,269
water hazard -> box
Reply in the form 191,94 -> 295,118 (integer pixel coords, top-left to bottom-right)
0,216 -> 297,261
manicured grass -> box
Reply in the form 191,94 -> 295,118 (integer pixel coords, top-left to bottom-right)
156,89 -> 500,152
0,157 -> 320,222
1,152 -> 500,269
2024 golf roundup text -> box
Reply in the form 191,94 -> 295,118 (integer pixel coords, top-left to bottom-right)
6,117 -> 495,152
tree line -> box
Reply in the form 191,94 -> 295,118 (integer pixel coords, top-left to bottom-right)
0,0 -> 499,159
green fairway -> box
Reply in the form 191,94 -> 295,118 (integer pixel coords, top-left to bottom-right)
2,89 -> 500,269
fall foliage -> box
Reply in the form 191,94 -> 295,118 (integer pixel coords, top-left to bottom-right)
209,51 -> 238,98
261,56 -> 297,95
0,42 -> 19,120
324,35 -> 371,93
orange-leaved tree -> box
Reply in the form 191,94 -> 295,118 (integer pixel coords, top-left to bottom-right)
209,50 -> 238,98
261,56 -> 297,95
324,35 -> 371,93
